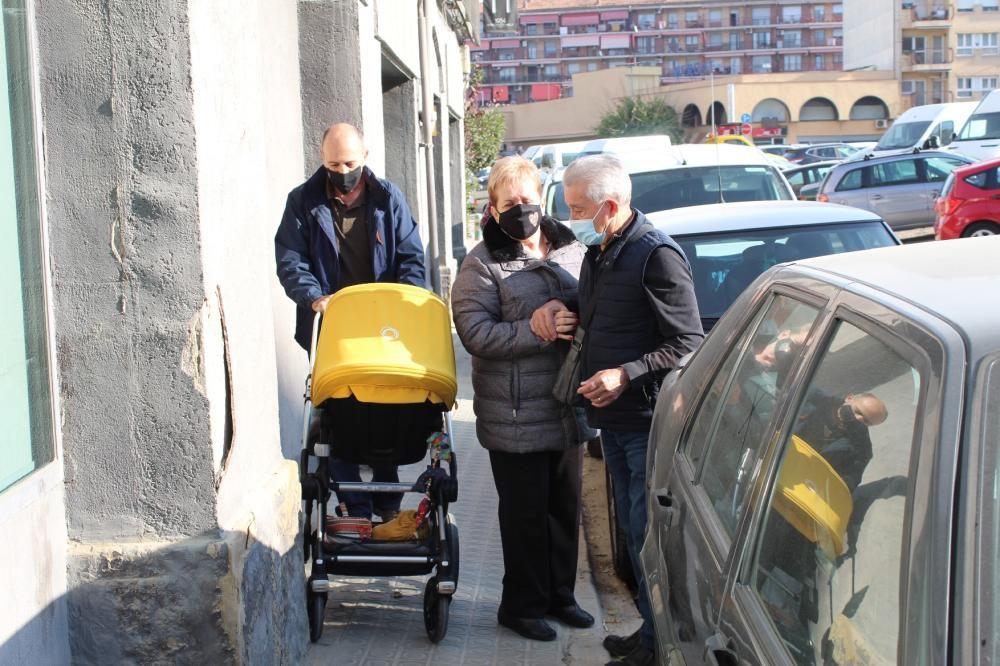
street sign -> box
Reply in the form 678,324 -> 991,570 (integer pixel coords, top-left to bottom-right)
740,122 -> 753,135
740,113 -> 752,124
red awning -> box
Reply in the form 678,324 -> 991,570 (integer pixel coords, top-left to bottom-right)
531,84 -> 561,101
520,13 -> 559,24
600,10 -> 630,21
561,34 -> 600,48
600,34 -> 632,49
562,12 -> 599,26
492,38 -> 520,49
492,86 -> 509,102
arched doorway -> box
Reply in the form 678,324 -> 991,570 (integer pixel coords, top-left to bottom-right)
682,103 -> 703,127
800,97 -> 839,121
708,101 -> 727,126
850,96 -> 890,120
752,98 -> 790,124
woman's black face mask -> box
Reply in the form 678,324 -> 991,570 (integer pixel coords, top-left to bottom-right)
327,165 -> 363,194
497,203 -> 542,240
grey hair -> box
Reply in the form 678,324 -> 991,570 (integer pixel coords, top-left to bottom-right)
562,154 -> 632,207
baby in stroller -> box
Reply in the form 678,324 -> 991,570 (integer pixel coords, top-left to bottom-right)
299,283 -> 460,643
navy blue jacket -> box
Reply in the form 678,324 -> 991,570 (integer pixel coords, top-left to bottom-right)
275,166 -> 426,349
579,211 -> 703,431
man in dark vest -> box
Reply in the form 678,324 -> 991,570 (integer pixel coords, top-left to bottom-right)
275,123 -> 425,521
563,154 -> 704,666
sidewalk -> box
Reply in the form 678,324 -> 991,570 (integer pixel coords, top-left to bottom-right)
306,336 -> 614,665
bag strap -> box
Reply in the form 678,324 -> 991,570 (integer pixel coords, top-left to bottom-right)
579,222 -> 655,329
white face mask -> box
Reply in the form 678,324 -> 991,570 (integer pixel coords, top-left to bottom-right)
569,201 -> 607,246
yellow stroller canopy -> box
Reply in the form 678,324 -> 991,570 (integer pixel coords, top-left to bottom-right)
311,283 -> 458,407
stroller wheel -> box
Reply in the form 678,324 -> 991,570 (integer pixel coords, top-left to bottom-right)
307,586 -> 327,642
423,576 -> 450,643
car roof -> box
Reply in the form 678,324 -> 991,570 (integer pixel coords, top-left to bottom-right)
832,150 -> 972,170
545,144 -> 777,183
796,236 -> 1000,353
953,156 -> 1000,175
784,160 -> 841,174
645,200 -> 884,236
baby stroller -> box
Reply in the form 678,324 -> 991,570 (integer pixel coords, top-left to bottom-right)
299,283 -> 459,643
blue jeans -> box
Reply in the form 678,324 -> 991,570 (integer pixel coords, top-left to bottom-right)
601,429 -> 655,651
330,459 -> 402,519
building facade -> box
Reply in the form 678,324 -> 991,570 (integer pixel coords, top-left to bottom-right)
846,0 -> 1000,106
0,0 -> 472,663
472,0 -> 845,105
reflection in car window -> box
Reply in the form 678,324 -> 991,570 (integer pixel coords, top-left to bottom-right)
836,169 -> 863,191
631,166 -> 793,213
674,222 -> 897,322
751,320 -> 922,665
871,159 -> 919,186
923,156 -> 968,183
688,296 -> 820,538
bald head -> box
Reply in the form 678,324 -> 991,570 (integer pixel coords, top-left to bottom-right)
321,123 -> 367,173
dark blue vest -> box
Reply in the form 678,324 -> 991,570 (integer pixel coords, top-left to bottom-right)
579,212 -> 683,431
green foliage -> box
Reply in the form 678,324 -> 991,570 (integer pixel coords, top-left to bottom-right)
464,67 -> 506,176
596,97 -> 682,142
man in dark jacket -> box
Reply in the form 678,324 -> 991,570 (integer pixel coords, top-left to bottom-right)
563,154 -> 704,666
275,123 -> 425,521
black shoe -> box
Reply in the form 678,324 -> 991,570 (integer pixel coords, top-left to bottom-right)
603,628 -> 641,658
497,608 -> 557,642
605,644 -> 654,666
547,603 -> 595,628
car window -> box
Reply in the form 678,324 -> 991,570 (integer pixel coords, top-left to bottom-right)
836,146 -> 855,158
835,168 -> 863,192
977,358 -> 1000,663
965,171 -> 989,189
786,171 -> 805,187
871,159 -> 919,186
548,181 -> 570,220
923,156 -> 968,183
750,319 -> 923,664
686,295 -> 821,538
674,222 -> 897,322
631,166 -> 792,213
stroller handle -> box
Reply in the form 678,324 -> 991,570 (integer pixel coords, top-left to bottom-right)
309,311 -> 322,365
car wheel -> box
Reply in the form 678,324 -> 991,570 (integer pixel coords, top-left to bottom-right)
605,463 -> 637,591
961,221 -> 1000,238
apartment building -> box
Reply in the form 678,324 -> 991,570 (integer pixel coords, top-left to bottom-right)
471,0 -> 845,105
847,0 -> 1000,107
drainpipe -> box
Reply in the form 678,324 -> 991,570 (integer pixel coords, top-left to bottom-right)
418,0 -> 441,295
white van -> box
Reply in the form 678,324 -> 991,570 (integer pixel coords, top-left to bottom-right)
946,89 -> 1000,161
580,134 -> 673,158
521,140 -> 588,170
848,102 -> 977,161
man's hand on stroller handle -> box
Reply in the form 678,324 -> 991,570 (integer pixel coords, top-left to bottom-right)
530,299 -> 577,342
312,295 -> 333,313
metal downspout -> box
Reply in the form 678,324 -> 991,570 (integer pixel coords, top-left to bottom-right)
418,0 -> 441,295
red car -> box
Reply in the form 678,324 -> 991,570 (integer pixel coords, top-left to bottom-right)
934,157 -> 1000,240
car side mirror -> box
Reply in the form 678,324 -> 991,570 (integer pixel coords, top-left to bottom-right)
923,135 -> 940,150
541,154 -> 555,169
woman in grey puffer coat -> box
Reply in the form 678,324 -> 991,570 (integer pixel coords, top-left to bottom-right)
451,156 -> 593,642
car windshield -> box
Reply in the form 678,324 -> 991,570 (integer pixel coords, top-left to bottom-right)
957,111 -> 1000,141
546,165 -> 792,219
674,221 -> 897,330
875,120 -> 932,150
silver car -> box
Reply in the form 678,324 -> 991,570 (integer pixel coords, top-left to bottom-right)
817,150 -> 971,230
641,237 -> 1000,665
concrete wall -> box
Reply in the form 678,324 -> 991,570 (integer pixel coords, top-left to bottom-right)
844,0 -> 898,73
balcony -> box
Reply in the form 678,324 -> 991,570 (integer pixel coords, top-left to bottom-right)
903,47 -> 953,69
900,5 -> 951,28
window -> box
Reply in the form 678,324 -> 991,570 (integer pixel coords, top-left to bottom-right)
832,3 -> 844,16
871,159 -> 919,186
685,296 -> 821,538
543,40 -> 557,57
957,32 -> 999,56
782,6 -> 802,22
686,10 -> 700,24
753,31 -> 772,48
814,5 -> 826,20
567,62 -> 581,74
958,77 -> 999,98
780,30 -> 802,47
543,64 -> 559,79
751,319 -> 923,665
964,170 -> 992,188
783,55 -> 803,71
667,12 -> 679,28
498,67 -> 516,82
752,7 -> 771,25
923,156 -> 968,182
2,0 -> 54,494
709,9 -> 723,24
814,29 -> 826,45
836,169 -> 863,191
587,61 -> 599,71
815,54 -> 825,70
637,13 -> 656,29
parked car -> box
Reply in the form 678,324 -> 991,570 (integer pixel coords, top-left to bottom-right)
641,236 -> 1000,665
783,161 -> 839,199
599,201 -> 899,585
760,144 -> 795,157
783,143 -> 858,164
817,150 -> 972,229
848,102 -> 977,161
543,144 -> 794,221
580,134 -> 673,158
764,153 -> 798,171
944,89 -> 1000,162
705,134 -> 755,147
521,140 -> 587,170
934,157 -> 1000,239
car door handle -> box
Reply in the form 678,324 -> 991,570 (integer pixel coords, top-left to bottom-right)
652,489 -> 675,528
870,194 -> 884,200
704,632 -> 738,666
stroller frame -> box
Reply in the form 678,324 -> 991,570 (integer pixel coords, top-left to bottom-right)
299,314 -> 459,644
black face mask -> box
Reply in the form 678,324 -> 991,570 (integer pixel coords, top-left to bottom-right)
327,165 -> 363,194
834,402 -> 865,435
497,203 -> 542,240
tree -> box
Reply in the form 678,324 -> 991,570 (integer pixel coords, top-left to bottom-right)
464,67 -> 506,177
596,97 -> 682,142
